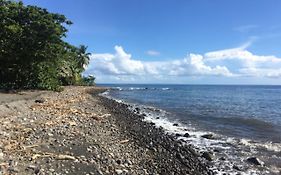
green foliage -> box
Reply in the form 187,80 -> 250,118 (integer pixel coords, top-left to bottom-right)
81,75 -> 96,86
0,0 -> 94,90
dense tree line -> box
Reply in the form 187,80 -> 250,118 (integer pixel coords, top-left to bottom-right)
0,0 -> 94,90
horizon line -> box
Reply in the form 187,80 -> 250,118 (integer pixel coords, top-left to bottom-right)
96,83 -> 281,86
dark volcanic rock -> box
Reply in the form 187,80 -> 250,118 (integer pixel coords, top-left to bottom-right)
183,133 -> 190,137
201,134 -> 214,139
35,98 -> 45,103
175,133 -> 182,137
246,157 -> 262,166
99,95 -> 214,175
135,107 -> 140,113
233,165 -> 242,171
150,122 -> 156,126
202,152 -> 214,161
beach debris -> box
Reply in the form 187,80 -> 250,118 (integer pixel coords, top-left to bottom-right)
100,113 -> 111,118
23,144 -> 40,150
115,169 -> 123,174
30,95 -> 102,123
56,154 -> 76,160
201,134 -> 214,139
119,139 -> 130,144
32,152 -> 76,161
246,157 -> 263,166
68,121 -> 77,126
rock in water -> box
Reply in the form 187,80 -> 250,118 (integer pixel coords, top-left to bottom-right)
202,152 -> 214,161
135,107 -> 140,113
150,122 -> 155,126
246,157 -> 262,165
183,133 -> 190,137
173,123 -> 179,126
201,134 -> 213,139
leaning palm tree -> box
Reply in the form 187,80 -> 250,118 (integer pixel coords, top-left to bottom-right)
77,45 -> 90,72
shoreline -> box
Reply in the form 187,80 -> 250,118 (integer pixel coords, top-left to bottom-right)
0,86 -> 212,174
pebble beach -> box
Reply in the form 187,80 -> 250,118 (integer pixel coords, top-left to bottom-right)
0,86 -> 213,175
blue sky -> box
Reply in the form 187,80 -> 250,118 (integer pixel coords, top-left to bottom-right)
22,0 -> 281,84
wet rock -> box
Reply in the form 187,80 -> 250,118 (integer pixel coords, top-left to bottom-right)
183,133 -> 190,137
150,122 -> 155,126
135,107 -> 140,113
156,117 -> 160,119
202,152 -> 214,161
246,157 -> 262,166
116,159 -> 122,164
232,165 -> 242,171
201,134 -> 214,139
175,133 -> 182,137
173,123 -> 179,126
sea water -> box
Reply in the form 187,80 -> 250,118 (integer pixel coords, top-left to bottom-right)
99,84 -> 281,174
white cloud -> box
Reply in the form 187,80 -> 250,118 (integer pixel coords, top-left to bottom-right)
84,43 -> 281,82
146,50 -> 160,56
204,43 -> 281,77
85,46 -> 233,78
89,46 -> 144,75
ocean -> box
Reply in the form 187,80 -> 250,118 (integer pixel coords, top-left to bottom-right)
99,84 -> 281,175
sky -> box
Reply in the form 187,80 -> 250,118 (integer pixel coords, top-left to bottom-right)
22,0 -> 281,84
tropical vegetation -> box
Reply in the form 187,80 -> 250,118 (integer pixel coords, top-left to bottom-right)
0,0 -> 94,91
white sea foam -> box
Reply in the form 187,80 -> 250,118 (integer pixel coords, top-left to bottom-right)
136,106 -> 280,175
239,139 -> 281,152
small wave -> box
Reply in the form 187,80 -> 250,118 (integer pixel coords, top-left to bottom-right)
111,87 -> 170,91
239,139 -> 281,152
130,105 -> 280,175
129,87 -> 147,90
111,87 -> 123,91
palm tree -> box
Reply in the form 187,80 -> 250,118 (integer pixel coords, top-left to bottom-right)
77,45 -> 90,72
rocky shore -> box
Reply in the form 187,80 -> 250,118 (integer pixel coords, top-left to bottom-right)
0,86 -> 213,175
